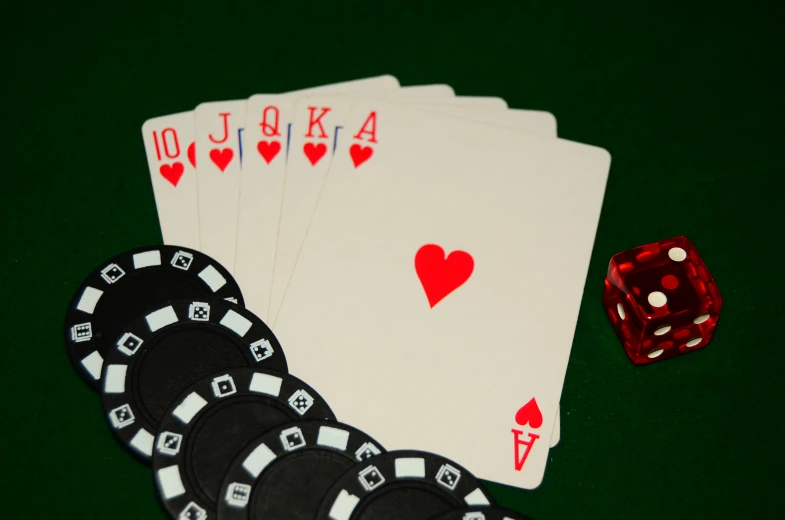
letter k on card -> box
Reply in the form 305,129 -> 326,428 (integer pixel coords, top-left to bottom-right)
302,105 -> 332,166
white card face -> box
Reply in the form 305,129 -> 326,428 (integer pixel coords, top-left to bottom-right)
268,97 -> 548,323
141,111 -> 199,249
274,101 -> 610,489
194,100 -> 246,271
235,78 -> 402,319
397,84 -> 455,97
269,99 -> 564,447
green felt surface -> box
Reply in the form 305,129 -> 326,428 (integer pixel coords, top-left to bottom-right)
2,1 -> 784,518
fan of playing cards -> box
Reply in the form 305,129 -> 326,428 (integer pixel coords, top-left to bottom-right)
139,75 -> 610,493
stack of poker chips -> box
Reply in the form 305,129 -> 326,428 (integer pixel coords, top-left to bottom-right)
64,245 -> 534,520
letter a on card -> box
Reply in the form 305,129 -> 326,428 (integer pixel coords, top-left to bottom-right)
350,111 -> 377,168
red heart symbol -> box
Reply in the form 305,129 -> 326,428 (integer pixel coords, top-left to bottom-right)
209,147 -> 234,172
159,162 -> 184,187
415,244 -> 474,308
187,142 -> 196,167
349,143 -> 373,168
257,140 -> 281,164
303,142 -> 327,166
515,398 -> 543,429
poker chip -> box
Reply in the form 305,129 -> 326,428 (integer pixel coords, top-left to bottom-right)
426,506 -> 534,520
100,298 -> 286,464
217,420 -> 386,520
64,245 -> 243,391
153,367 -> 335,520
314,450 -> 495,520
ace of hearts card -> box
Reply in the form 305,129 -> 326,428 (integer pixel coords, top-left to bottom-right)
273,100 -> 611,489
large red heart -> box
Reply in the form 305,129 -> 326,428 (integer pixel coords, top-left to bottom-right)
209,147 -> 234,172
187,142 -> 196,167
515,398 -> 543,429
303,142 -> 327,166
257,140 -> 281,164
415,244 -> 474,308
349,144 -> 373,167
159,162 -> 184,187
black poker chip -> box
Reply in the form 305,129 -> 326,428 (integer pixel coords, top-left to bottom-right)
100,298 -> 286,464
64,245 -> 244,392
217,420 -> 386,520
314,450 -> 495,520
426,506 -> 534,520
153,367 -> 335,520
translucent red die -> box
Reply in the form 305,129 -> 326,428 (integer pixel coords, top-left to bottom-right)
602,236 -> 722,365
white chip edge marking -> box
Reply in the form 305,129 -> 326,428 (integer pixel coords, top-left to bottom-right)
81,351 -> 103,380
198,265 -> 227,292
133,250 -> 162,269
157,465 -> 186,499
146,305 -> 178,332
694,314 -> 710,324
328,490 -> 360,520
686,337 -> 702,347
616,303 -> 625,320
317,426 -> 350,451
220,309 -> 253,337
249,373 -> 283,396
654,325 -> 671,336
76,286 -> 103,314
648,348 -> 664,358
242,442 -> 277,478
172,392 -> 208,424
395,457 -> 426,478
464,488 -> 491,506
668,247 -> 687,262
103,364 -> 127,394
130,428 -> 154,457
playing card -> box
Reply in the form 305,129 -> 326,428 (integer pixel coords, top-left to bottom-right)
412,104 -> 563,450
267,95 -> 514,322
273,101 -> 610,489
141,111 -> 199,249
194,100 -> 246,270
269,97 -> 565,447
234,77 -> 408,319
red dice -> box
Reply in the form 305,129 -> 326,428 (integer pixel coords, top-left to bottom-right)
602,236 -> 722,365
